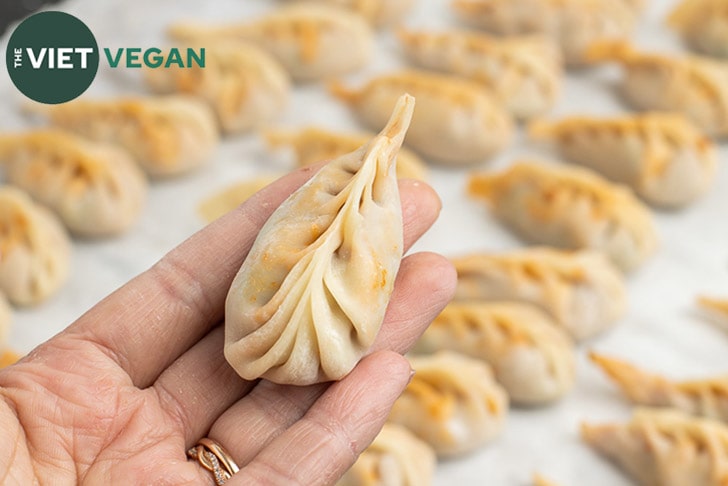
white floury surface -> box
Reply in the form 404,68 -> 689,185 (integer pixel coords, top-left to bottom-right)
1,1 -> 727,485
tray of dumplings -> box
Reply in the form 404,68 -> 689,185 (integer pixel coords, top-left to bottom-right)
1,0 -> 728,484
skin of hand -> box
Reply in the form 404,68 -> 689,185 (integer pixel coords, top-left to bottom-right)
0,164 -> 456,486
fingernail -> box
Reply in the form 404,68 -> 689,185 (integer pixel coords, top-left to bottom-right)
408,368 -> 416,384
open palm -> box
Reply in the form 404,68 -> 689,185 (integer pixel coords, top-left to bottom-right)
0,167 -> 455,485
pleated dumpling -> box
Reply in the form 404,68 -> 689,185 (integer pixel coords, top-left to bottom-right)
586,42 -> 728,138
414,302 -> 576,405
591,353 -> 728,423
529,114 -> 717,208
452,248 -> 627,340
0,130 -> 148,237
582,408 -> 728,486
330,70 -> 513,166
145,42 -> 290,134
284,0 -> 415,27
468,161 -> 659,272
198,175 -> 281,223
668,0 -> 728,58
169,4 -> 373,82
224,95 -> 414,385
0,187 -> 71,306
34,96 -> 219,178
337,423 -> 436,486
398,29 -> 562,119
389,351 -> 508,457
451,0 -> 640,65
263,126 -> 428,180
698,296 -> 728,332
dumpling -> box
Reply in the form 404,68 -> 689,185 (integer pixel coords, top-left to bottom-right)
389,351 -> 508,457
413,302 -> 575,405
168,4 -> 373,82
451,248 -> 627,340
224,95 -> 414,385
145,42 -> 290,135
337,423 -> 436,486
468,161 -> 659,272
698,296 -> 728,332
198,175 -> 281,223
398,29 -> 562,119
591,352 -> 728,423
0,187 -> 71,306
582,408 -> 728,486
34,96 -> 219,178
529,113 -> 717,208
0,130 -> 148,237
450,0 -> 640,65
668,0 -> 728,58
586,42 -> 728,138
533,475 -> 561,486
263,126 -> 428,180
330,70 -> 513,166
284,0 -> 415,27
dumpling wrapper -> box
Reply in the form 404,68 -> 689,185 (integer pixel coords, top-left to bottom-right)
668,0 -> 728,58
168,4 -> 373,82
337,423 -> 436,486
263,126 -> 428,180
398,29 -> 562,119
145,41 -> 290,135
468,161 -> 659,272
414,302 -> 576,405
582,408 -> 728,486
198,175 -> 281,223
330,70 -> 513,166
0,130 -> 148,237
284,0 -> 416,27
591,353 -> 728,424
389,351 -> 508,457
0,187 -> 71,306
586,42 -> 728,138
224,94 -> 414,385
32,96 -> 219,178
697,296 -> 728,332
451,0 -> 640,65
452,248 -> 627,341
529,113 -> 717,208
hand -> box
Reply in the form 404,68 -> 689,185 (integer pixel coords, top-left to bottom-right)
0,166 -> 456,485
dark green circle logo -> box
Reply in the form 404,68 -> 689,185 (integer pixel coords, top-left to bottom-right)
6,11 -> 99,104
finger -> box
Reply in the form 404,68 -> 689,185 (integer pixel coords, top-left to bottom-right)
66,173 -> 442,388
228,351 -> 411,486
204,251 -> 455,467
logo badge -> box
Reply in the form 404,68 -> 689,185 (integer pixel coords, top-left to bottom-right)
6,11 -> 100,104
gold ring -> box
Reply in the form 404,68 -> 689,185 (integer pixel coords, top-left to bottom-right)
187,437 -> 240,485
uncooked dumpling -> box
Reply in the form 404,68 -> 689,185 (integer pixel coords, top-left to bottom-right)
198,176 -> 281,223
34,96 -> 219,178
468,161 -> 659,272
0,130 -> 148,237
224,95 -> 414,385
451,0 -> 641,65
586,42 -> 728,138
452,248 -> 627,340
145,42 -> 290,134
337,423 -> 436,486
0,187 -> 71,306
389,351 -> 508,457
263,126 -> 428,180
529,113 -> 717,208
668,0 -> 728,58
591,352 -> 728,423
398,29 -> 562,119
331,70 -> 513,166
284,0 -> 415,27
169,4 -> 373,81
414,302 -> 575,405
582,408 -> 728,486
